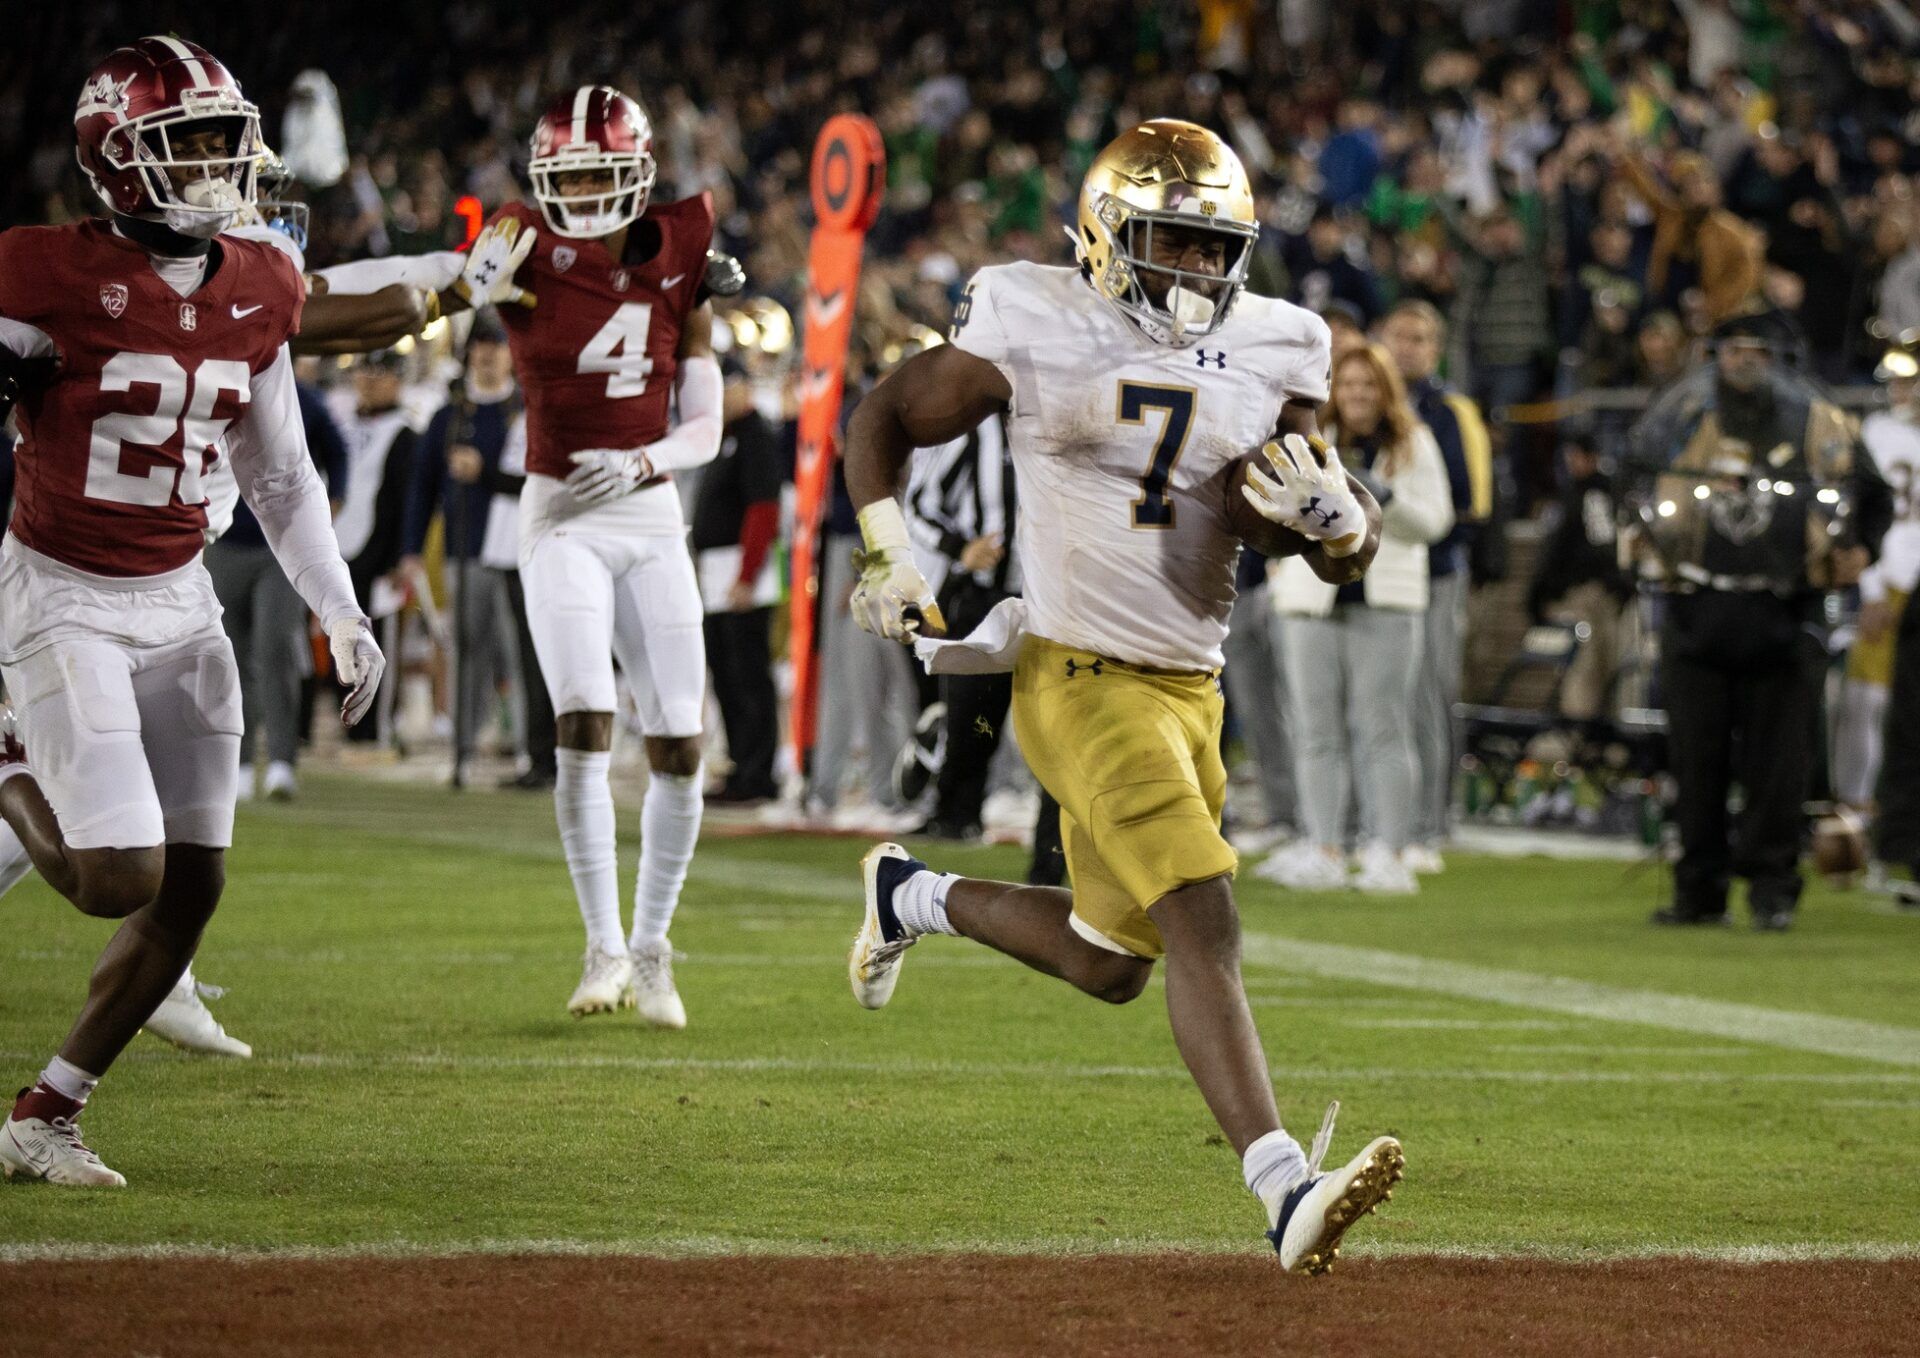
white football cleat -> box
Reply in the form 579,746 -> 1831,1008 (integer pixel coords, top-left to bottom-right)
1353,842 -> 1418,895
0,1109 -> 126,1188
1267,1102 -> 1404,1275
568,945 -> 635,1017
631,943 -> 687,1029
144,974 -> 253,1058
848,842 -> 924,1010
262,760 -> 298,801
1254,841 -> 1349,891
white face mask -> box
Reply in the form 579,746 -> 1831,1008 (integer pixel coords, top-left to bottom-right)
163,177 -> 246,238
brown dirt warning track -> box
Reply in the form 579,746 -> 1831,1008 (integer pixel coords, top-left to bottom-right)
5,1252 -> 1918,1357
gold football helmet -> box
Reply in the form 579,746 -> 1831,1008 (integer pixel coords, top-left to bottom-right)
1074,119 -> 1259,348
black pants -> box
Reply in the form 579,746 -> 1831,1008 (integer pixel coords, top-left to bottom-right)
504,569 -> 556,778
705,605 -> 780,798
931,580 -> 1013,829
1661,593 -> 1818,917
1875,591 -> 1920,868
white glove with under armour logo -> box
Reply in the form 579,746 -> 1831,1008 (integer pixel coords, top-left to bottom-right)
565,449 -> 651,504
850,499 -> 946,643
455,217 -> 538,309
1241,433 -> 1367,557
329,616 -> 387,727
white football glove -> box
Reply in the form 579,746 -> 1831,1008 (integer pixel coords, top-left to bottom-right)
565,449 -> 651,504
328,616 -> 387,727
850,499 -> 946,643
454,217 -> 537,309
1241,433 -> 1368,556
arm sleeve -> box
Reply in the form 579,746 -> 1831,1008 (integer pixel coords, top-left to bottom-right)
228,346 -> 361,627
1284,314 -> 1334,406
1382,427 -> 1457,546
316,251 -> 466,297
638,355 -> 724,473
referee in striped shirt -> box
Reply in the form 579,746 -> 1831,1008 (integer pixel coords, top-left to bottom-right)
903,412 -> 1019,840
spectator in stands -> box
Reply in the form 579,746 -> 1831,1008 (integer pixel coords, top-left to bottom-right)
206,374 -> 348,800
695,362 -> 787,806
1286,206 -> 1382,326
400,319 -> 526,771
1260,343 -> 1454,896
1222,543 -> 1297,854
1380,300 -> 1491,874
1526,432 -> 1632,722
1613,143 -> 1766,325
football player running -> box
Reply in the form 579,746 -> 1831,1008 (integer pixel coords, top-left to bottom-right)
0,36 -> 381,1186
842,121 -> 1404,1272
457,86 -> 728,1027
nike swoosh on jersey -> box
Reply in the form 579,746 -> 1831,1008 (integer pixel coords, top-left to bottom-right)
231,304 -> 264,319
662,273 -> 687,289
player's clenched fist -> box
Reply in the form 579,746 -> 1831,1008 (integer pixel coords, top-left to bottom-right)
850,499 -> 946,643
455,218 -> 538,309
329,616 -> 388,726
1240,433 -> 1367,557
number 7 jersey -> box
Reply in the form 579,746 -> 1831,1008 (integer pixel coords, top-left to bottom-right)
488,194 -> 714,482
947,261 -> 1332,671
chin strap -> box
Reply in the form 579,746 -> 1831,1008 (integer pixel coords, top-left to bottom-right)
112,213 -> 214,259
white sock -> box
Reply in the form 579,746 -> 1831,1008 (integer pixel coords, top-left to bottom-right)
0,819 -> 32,897
41,1056 -> 101,1106
555,749 -> 624,954
1244,1128 -> 1309,1226
631,768 -> 702,952
894,869 -> 960,937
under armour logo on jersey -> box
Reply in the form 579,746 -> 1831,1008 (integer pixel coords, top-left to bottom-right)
551,245 -> 577,274
613,270 -> 631,293
1064,658 -> 1105,678
99,283 -> 128,319
178,303 -> 197,332
1303,495 -> 1340,528
1196,350 -> 1227,369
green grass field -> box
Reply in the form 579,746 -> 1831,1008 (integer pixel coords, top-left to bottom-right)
3,773 -> 1917,1261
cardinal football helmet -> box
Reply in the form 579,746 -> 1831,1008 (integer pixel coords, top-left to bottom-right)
74,35 -> 262,237
529,86 -> 657,239
1074,120 -> 1259,348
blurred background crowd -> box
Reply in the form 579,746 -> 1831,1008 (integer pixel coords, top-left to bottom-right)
3,0 -> 1918,898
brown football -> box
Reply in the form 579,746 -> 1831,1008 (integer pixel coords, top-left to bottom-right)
1811,809 -> 1868,885
1224,454 -> 1317,559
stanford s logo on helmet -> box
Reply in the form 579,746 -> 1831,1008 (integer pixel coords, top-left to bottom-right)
73,35 -> 262,239
529,85 -> 657,239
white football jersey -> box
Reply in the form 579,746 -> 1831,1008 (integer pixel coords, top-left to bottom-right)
948,261 -> 1331,670
1862,408 -> 1920,598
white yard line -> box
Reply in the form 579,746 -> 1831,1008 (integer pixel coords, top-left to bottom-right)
1243,933 -> 1920,1068
0,1237 -> 1913,1266
2,1048 -> 1911,1086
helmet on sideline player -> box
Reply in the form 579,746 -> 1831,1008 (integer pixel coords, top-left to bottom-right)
1072,119 -> 1259,349
528,85 -> 657,240
254,148 -> 310,251
73,35 -> 262,239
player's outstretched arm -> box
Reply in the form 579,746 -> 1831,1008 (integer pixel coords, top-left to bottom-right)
226,347 -> 386,724
843,344 -> 1012,641
292,284 -> 431,356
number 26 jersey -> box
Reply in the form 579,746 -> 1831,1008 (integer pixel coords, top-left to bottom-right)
947,261 -> 1331,672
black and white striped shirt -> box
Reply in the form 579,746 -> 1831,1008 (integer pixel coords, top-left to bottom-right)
904,413 -> 1018,595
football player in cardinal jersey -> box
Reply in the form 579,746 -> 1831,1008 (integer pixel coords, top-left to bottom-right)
0,36 -> 381,1186
457,85 -> 726,1027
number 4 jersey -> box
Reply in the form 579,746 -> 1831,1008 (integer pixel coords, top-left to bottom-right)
0,220 -> 303,577
947,261 -> 1331,671
488,194 -> 714,539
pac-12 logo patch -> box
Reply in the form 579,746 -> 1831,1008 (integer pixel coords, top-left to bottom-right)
99,283 -> 128,319
178,303 -> 197,332
552,245 -> 577,273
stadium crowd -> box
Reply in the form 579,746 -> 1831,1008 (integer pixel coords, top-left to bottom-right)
3,0 -> 1919,892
